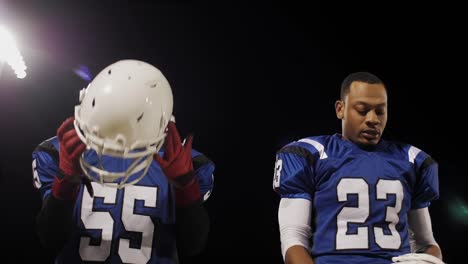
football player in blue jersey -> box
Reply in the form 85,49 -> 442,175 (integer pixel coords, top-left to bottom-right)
273,72 -> 444,264
32,60 -> 215,263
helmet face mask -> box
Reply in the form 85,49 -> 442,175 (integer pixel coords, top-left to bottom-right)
74,59 -> 173,188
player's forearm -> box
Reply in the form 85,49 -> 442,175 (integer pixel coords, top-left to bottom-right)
407,208 -> 443,260
175,198 -> 210,256
36,195 -> 75,251
422,244 -> 443,260
285,245 -> 315,264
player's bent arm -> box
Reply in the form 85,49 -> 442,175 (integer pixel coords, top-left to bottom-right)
36,194 -> 75,252
33,142 -> 79,252
279,198 -> 314,264
408,207 -> 443,260
175,184 -> 210,257
174,151 -> 214,257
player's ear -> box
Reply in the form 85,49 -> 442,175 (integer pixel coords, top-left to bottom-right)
335,100 -> 344,119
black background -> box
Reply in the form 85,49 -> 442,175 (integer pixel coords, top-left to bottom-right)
0,1 -> 466,263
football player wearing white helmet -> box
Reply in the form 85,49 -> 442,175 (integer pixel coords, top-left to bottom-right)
33,60 -> 215,263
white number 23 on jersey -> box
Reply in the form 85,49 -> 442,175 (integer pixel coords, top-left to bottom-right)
336,178 -> 403,250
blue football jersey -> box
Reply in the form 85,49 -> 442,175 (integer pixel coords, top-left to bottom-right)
273,134 -> 439,264
32,136 -> 215,264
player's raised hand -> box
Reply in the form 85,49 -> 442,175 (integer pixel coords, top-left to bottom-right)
57,117 -> 85,176
155,121 -> 201,207
52,117 -> 93,200
155,121 -> 195,187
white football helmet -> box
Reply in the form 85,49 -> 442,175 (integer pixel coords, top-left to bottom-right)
74,59 -> 173,188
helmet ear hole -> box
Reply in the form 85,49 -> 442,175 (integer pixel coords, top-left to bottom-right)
137,113 -> 144,122
92,98 -> 95,107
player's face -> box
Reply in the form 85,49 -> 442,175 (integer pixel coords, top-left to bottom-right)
335,81 -> 387,147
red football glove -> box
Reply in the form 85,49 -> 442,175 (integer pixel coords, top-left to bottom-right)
52,117 -> 93,200
155,122 -> 201,207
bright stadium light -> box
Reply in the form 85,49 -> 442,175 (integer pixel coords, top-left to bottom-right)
0,25 -> 27,79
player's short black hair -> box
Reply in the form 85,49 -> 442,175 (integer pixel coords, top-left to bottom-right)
340,72 -> 385,100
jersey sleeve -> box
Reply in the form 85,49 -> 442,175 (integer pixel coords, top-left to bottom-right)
273,143 -> 317,201
411,147 -> 439,209
191,149 -> 215,202
32,139 -> 60,201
